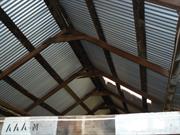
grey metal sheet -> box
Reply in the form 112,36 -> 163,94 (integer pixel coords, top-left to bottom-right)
147,70 -> 168,102
145,2 -> 178,69
68,78 -> 95,98
173,83 -> 180,109
67,105 -> 87,115
41,42 -> 82,80
0,80 -> 33,109
9,58 -> 58,98
1,0 -> 60,46
84,96 -> 104,110
0,22 -> 28,70
94,0 -> 138,56
45,89 -> 76,112
95,109 -> 110,115
29,106 -> 53,116
112,53 -> 141,90
60,0 -> 97,37
81,41 -> 112,75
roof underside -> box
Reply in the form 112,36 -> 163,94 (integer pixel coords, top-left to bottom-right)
0,0 -> 180,116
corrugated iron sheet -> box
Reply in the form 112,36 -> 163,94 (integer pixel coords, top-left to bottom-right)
45,89 -> 76,112
112,53 -> 141,90
29,106 -> 53,116
0,22 -> 28,70
67,105 -> 87,115
0,81 -> 33,109
173,83 -> 180,109
81,41 -> 112,75
145,2 -> 178,69
60,0 -> 97,37
95,109 -> 110,115
84,96 -> 104,110
41,42 -> 82,80
147,70 -> 168,102
9,58 -> 58,98
94,0 -> 138,56
68,78 -> 95,98
1,0 -> 60,47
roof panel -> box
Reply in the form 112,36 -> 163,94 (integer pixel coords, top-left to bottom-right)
112,53 -> 141,90
0,81 -> 33,109
41,42 -> 82,80
68,78 -> 95,98
9,58 -> 58,98
0,22 -> 28,70
1,0 -> 60,46
94,0 -> 138,56
84,96 -> 104,110
29,106 -> 53,116
60,0 -> 97,37
81,41 -> 112,75
147,70 -> 168,102
145,1 -> 178,69
67,105 -> 87,115
45,89 -> 75,112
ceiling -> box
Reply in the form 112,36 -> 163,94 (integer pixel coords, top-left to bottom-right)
0,0 -> 180,116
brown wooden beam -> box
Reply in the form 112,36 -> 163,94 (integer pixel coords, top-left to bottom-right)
85,0 -> 129,113
79,69 -> 162,104
146,0 -> 180,10
45,0 -> 119,114
133,0 -> 148,112
53,30 -> 169,77
2,72 -> 61,115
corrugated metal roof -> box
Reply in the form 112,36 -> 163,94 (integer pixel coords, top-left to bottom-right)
81,41 -> 112,75
0,80 -> 33,109
147,70 -> 168,102
45,89 -> 76,112
9,58 -> 58,98
29,106 -> 53,116
95,109 -> 110,115
145,2 -> 178,69
67,105 -> 87,115
94,0 -> 138,56
1,0 -> 60,46
173,83 -> 180,109
112,53 -> 141,90
41,42 -> 82,80
0,22 -> 28,70
84,96 -> 104,110
68,78 -> 95,98
60,0 -> 97,37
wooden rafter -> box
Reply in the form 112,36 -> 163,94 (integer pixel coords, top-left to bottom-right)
85,0 -> 129,113
44,0 -> 119,114
133,0 -> 148,112
164,17 -> 180,110
0,7 -> 92,115
53,30 -> 169,77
